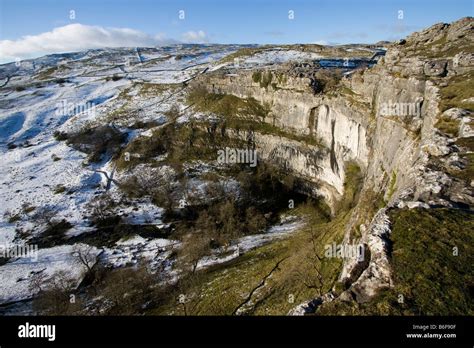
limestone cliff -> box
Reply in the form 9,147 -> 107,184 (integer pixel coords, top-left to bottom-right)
191,17 -> 473,313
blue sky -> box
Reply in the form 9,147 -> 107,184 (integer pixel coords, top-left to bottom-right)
0,0 -> 472,61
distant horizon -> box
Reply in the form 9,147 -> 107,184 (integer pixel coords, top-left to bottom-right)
0,0 -> 471,63
0,41 -> 393,66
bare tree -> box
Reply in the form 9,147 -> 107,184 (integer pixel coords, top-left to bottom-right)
73,245 -> 97,274
178,231 -> 211,274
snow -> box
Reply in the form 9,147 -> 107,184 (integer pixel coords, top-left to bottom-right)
101,235 -> 179,270
196,216 -> 305,270
238,220 -> 304,253
0,243 -> 100,305
237,49 -> 322,68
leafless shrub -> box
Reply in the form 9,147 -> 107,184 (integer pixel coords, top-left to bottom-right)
31,270 -> 80,315
86,193 -> 116,226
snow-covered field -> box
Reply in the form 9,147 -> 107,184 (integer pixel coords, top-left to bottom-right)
0,243 -> 101,305
0,46 -> 237,244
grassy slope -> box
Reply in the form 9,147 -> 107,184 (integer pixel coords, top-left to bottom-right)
318,208 -> 474,315
150,203 -> 349,315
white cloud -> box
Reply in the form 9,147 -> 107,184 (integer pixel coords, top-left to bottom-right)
0,23 -> 176,62
181,30 -> 208,43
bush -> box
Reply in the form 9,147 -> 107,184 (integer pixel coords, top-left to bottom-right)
86,194 -> 117,226
66,125 -> 126,162
259,71 -> 273,89
53,185 -> 66,194
33,219 -> 72,248
93,265 -> 165,315
252,71 -> 262,83
31,270 -> 80,315
53,131 -> 69,141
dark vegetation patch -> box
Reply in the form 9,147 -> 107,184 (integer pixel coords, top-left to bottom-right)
64,194 -> 171,247
252,71 -> 273,89
58,125 -> 127,163
312,69 -> 344,93
31,265 -> 172,315
29,219 -> 73,249
115,121 -> 229,171
68,222 -> 171,248
106,74 -> 123,82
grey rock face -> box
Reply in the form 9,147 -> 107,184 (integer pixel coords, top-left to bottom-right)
424,60 -> 448,76
288,18 -> 472,313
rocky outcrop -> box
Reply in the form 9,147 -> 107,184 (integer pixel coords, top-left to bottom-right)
194,70 -> 371,208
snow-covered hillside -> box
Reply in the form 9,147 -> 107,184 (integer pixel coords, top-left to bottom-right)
0,44 -> 337,311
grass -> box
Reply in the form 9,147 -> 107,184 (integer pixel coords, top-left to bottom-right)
406,33 -> 472,59
187,86 -> 269,120
386,171 -> 397,202
35,66 -> 58,80
138,82 -> 180,96
318,208 -> 474,315
387,208 -> 474,315
438,71 -> 474,112
334,161 -> 364,214
149,200 -> 348,315
35,65 -> 72,81
435,116 -> 460,137
22,204 -> 36,214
